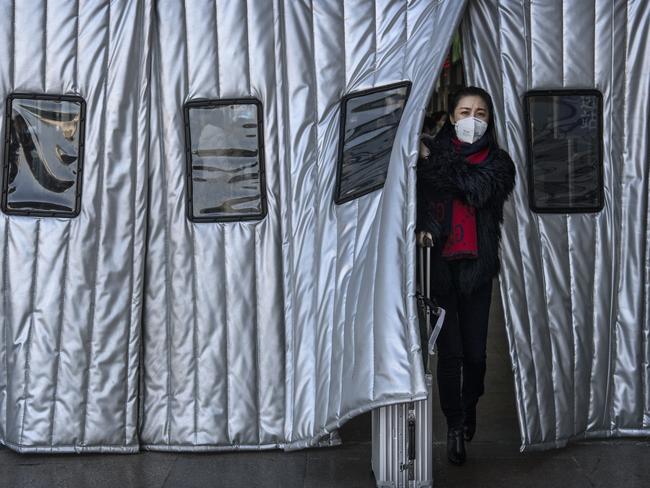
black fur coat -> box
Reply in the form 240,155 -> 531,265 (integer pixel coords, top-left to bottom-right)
416,132 -> 516,296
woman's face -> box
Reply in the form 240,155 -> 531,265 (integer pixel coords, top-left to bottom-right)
450,95 -> 490,124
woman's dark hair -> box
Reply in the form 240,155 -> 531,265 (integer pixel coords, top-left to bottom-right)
442,86 -> 498,147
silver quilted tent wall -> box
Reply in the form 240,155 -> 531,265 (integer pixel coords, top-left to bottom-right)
0,0 -> 467,453
462,0 -> 650,450
142,0 -> 466,451
0,0 -> 152,452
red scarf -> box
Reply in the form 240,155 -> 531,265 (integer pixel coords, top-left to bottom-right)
440,138 -> 490,260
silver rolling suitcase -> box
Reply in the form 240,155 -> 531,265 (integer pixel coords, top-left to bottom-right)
371,245 -> 444,488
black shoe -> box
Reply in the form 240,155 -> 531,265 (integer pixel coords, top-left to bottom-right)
446,427 -> 466,465
463,407 -> 476,442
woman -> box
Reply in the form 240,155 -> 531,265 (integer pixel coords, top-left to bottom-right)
416,86 -> 516,465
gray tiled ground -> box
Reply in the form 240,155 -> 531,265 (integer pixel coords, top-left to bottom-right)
1,279 -> 648,487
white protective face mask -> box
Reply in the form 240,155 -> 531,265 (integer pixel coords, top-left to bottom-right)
454,116 -> 488,144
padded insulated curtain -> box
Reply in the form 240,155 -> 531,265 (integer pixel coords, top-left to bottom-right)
142,0 -> 466,451
0,0 -> 466,454
0,0 -> 152,452
462,0 -> 650,450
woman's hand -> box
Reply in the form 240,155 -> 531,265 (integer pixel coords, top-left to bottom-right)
417,231 -> 434,248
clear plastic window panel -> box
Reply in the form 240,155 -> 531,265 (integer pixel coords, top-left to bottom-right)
527,92 -> 603,212
336,83 -> 410,203
186,102 -> 265,221
2,96 -> 84,216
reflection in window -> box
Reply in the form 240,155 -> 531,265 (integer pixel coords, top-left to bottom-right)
335,82 -> 411,204
184,100 -> 266,222
2,94 -> 85,217
525,90 -> 603,213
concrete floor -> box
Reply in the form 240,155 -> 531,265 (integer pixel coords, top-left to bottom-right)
1,279 -> 649,487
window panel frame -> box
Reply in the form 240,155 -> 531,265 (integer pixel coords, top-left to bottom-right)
183,97 -> 268,223
334,81 -> 412,205
2,92 -> 86,218
524,88 -> 604,214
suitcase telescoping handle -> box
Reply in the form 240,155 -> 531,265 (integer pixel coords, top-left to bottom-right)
418,242 -> 445,355
418,246 -> 431,339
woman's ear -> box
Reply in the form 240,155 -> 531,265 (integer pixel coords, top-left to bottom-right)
449,114 -> 455,124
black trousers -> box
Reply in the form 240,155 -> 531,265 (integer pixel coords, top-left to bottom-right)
434,278 -> 493,429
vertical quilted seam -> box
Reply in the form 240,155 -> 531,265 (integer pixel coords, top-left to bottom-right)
242,0 -> 261,444
400,0 -> 407,82
602,0 -> 618,433
400,1 -> 414,393
190,221 -> 199,443
179,0 -> 199,444
280,0 -> 296,443
586,0 -> 599,432
223,225 -> 232,443
253,223 -> 261,443
307,0 -> 321,433
122,0 -> 146,447
152,27 -> 174,447
49,223 -> 71,446
179,0 -> 200,447
224,229 -> 233,444
324,0 -> 345,429
43,0 -> 47,90
213,0 -> 230,444
334,0 -> 349,421
560,0 -> 578,438
371,0 -> 377,87
341,0 -> 347,84
243,0 -> 252,95
266,0 -> 285,445
265,0 -> 286,444
10,0 -> 15,89
588,219 -> 599,427
370,234 -> 378,399
2,222 -> 8,442
212,0 -> 220,97
369,0 -> 378,404
566,213 -> 578,434
273,0 -> 295,442
73,0 -> 79,90
18,221 -> 40,445
80,1 -> 111,446
606,0 -> 628,433
637,0 -> 650,426
567,214 -> 580,436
